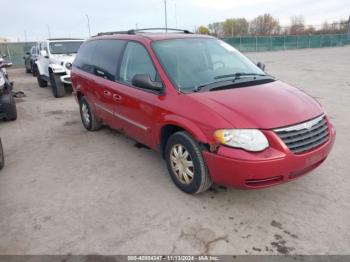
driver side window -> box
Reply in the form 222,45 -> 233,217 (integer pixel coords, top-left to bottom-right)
119,42 -> 156,85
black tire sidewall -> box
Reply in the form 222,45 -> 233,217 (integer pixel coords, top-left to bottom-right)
79,97 -> 92,130
165,132 -> 208,194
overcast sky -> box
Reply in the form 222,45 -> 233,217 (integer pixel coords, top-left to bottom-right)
2,0 -> 350,41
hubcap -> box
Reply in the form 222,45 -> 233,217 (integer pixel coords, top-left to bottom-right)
81,103 -> 90,126
170,144 -> 194,184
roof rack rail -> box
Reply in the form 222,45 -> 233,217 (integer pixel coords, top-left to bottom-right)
97,28 -> 192,36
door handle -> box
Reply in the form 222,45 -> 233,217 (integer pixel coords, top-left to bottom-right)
113,94 -> 123,102
103,90 -> 111,97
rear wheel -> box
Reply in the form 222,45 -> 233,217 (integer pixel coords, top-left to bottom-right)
50,72 -> 65,98
5,95 -> 17,121
79,96 -> 102,131
0,138 -> 4,170
165,131 -> 212,194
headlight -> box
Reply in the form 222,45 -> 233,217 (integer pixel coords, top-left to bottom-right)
65,62 -> 72,70
214,129 -> 269,152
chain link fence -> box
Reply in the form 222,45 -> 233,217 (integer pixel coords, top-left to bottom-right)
223,33 -> 350,52
0,33 -> 350,66
0,42 -> 35,67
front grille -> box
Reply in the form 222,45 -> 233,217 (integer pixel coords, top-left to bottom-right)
274,115 -> 329,154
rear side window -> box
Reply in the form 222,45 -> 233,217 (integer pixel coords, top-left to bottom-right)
92,40 -> 126,81
74,41 -> 96,74
119,42 -> 157,84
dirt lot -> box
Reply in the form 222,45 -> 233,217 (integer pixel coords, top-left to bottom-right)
0,46 -> 349,255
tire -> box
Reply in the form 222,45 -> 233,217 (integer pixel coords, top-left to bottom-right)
31,63 -> 37,77
165,131 -> 212,194
5,95 -> 17,121
50,72 -> 65,98
36,68 -> 47,88
25,66 -> 31,73
79,96 -> 101,131
0,138 -> 4,170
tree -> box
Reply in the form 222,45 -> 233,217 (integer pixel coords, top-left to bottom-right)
196,25 -> 210,35
223,18 -> 249,37
290,15 -> 305,34
249,14 -> 280,35
208,22 -> 224,37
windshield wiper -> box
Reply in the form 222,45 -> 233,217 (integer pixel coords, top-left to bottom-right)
193,79 -> 234,92
214,72 -> 266,80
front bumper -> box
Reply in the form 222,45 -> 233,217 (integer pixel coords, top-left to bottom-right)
60,74 -> 71,85
203,121 -> 336,189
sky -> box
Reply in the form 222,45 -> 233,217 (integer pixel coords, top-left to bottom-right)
1,0 -> 349,41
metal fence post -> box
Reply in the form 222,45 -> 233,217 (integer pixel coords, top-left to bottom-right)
296,35 -> 299,49
239,36 -> 242,51
270,35 -> 272,51
283,35 -> 286,50
308,34 -> 311,48
255,36 -> 257,51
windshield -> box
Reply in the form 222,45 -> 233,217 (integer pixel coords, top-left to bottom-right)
152,38 -> 266,92
49,41 -> 84,54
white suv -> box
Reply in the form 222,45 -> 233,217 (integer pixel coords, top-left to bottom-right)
35,38 -> 84,97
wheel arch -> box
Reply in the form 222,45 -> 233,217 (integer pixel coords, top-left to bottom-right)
158,116 -> 211,158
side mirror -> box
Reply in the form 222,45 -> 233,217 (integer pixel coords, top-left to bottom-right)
132,74 -> 163,91
26,52 -> 30,55
257,62 -> 266,71
40,50 -> 48,58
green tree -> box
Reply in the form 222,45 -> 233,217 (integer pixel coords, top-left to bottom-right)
223,18 -> 249,37
196,25 -> 210,35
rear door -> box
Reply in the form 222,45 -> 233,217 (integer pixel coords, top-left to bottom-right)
89,39 -> 127,128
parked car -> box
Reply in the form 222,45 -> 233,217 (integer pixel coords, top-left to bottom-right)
71,29 -> 336,194
35,38 -> 84,97
24,44 -> 39,75
0,138 -> 4,170
0,60 -> 17,121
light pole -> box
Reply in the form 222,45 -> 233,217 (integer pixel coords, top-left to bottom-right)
164,0 -> 168,31
46,24 -> 51,38
86,14 -> 91,37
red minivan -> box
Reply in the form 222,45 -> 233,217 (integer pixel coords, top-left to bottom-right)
71,29 -> 335,194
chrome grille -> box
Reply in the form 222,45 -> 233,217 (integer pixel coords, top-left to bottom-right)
274,115 -> 329,154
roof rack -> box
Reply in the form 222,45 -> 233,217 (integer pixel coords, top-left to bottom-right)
47,38 -> 84,41
97,28 -> 192,36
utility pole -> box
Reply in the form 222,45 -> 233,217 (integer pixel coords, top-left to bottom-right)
86,14 -> 91,37
164,0 -> 168,31
174,2 -> 178,29
46,24 -> 51,38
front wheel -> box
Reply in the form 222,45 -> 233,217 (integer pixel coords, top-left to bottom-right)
165,131 -> 212,194
36,67 -> 47,88
50,72 -> 65,98
6,95 -> 17,121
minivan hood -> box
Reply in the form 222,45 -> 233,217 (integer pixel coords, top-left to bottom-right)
190,80 -> 323,129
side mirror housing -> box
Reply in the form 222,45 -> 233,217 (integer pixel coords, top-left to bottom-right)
132,74 -> 163,91
40,50 -> 48,58
257,62 -> 266,71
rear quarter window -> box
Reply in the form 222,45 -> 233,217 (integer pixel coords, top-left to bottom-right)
92,39 -> 127,81
74,41 -> 97,74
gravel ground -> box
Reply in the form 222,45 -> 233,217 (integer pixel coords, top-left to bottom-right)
0,46 -> 349,255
